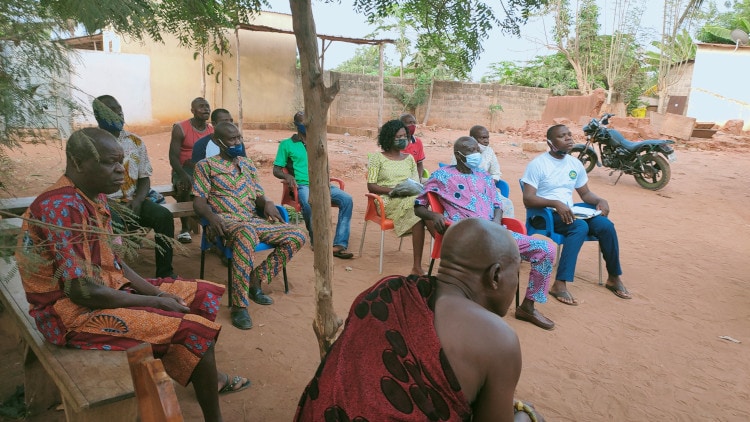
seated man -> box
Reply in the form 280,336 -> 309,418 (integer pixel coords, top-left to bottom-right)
449,125 -> 514,216
193,122 -> 306,330
16,128 -> 249,422
192,108 -> 238,164
272,111 -> 354,258
93,94 -> 176,279
416,136 -> 556,330
294,218 -> 545,422
521,124 -> 631,305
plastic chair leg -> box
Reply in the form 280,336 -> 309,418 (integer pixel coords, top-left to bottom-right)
358,221 -> 368,257
199,250 -> 206,278
598,245 -> 603,285
283,266 -> 289,293
379,230 -> 385,274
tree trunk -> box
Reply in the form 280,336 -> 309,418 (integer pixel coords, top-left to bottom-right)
422,78 -> 434,125
289,0 -> 342,359
200,50 -> 206,98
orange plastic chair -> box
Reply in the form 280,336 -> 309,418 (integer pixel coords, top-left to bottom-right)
280,168 -> 345,223
358,193 -> 403,274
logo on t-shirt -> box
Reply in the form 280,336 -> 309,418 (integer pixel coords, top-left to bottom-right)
568,170 -> 578,180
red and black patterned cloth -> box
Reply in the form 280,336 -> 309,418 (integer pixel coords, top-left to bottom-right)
294,275 -> 471,421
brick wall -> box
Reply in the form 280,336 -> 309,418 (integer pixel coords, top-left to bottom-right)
325,72 -> 552,131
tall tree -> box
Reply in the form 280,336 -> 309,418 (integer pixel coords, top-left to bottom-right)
548,0 -> 603,94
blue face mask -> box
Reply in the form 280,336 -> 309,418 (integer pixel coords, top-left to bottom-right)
295,121 -> 306,135
219,139 -> 245,158
458,151 -> 482,170
97,118 -> 124,133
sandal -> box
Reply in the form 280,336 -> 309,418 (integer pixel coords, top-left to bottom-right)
177,232 -> 192,244
218,373 -> 251,395
333,248 -> 354,259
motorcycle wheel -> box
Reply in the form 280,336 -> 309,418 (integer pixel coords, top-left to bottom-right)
571,146 -> 596,173
633,153 -> 671,190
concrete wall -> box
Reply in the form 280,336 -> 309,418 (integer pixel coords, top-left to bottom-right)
116,11 -> 296,125
70,50 -> 153,126
327,73 -> 553,131
687,44 -> 750,130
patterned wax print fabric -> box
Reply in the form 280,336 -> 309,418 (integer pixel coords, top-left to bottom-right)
192,156 -> 306,307
415,165 -> 501,222
16,176 -> 224,386
107,130 -> 153,201
294,275 -> 471,421
366,152 -> 421,236
415,167 -> 554,304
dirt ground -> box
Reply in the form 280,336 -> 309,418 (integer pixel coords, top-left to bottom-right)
1,124 -> 749,421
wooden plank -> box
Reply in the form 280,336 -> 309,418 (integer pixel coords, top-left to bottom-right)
127,343 -> 183,422
152,185 -> 175,197
162,202 -> 195,218
659,113 -> 696,141
0,197 -> 35,215
0,259 -> 136,416
0,217 -> 22,234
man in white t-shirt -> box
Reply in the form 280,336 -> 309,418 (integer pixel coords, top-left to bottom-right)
520,124 -> 631,305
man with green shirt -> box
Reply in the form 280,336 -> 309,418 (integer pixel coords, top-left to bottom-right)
273,112 -> 354,259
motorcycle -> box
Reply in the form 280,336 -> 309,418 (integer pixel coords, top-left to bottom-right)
572,113 -> 677,190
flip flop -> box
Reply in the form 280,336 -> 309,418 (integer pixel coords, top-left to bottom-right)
605,284 -> 632,299
177,232 -> 192,244
218,373 -> 251,395
549,290 -> 579,306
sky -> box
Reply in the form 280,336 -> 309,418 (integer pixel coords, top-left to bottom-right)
266,1 -> 677,81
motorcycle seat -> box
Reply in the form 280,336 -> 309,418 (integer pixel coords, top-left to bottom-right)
607,129 -> 672,152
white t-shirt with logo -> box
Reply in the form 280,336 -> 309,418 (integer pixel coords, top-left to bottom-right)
521,153 -> 587,207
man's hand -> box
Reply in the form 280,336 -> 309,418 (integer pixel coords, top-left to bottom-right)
285,174 -> 298,190
554,201 -> 575,225
207,214 -> 228,240
263,202 -> 284,223
428,212 -> 450,235
596,198 -> 610,216
175,173 -> 193,194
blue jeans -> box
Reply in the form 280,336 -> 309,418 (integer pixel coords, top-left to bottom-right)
297,185 -> 353,249
552,214 -> 622,282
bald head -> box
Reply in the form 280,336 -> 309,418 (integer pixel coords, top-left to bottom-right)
65,128 -> 125,198
441,218 -> 519,273
454,136 -> 478,154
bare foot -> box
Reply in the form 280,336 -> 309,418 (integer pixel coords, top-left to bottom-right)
410,267 -> 426,276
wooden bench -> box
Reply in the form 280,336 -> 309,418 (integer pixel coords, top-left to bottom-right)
0,184 -> 178,217
0,258 -> 137,421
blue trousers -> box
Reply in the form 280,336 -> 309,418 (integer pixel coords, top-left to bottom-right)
297,185 -> 353,249
552,213 -> 622,282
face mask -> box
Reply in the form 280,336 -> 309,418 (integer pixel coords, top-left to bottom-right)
219,139 -> 245,158
295,121 -> 306,135
547,139 -> 567,157
394,138 -> 408,150
406,124 -> 416,137
98,118 -> 124,133
459,151 -> 482,169
478,143 -> 487,152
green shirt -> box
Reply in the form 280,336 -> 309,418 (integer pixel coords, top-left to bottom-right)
273,137 -> 309,186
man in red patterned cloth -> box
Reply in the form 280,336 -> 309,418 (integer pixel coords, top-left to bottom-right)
294,218 -> 545,422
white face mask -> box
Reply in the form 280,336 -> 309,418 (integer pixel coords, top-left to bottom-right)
478,144 -> 487,152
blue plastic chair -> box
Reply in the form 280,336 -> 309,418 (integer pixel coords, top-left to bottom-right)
519,180 -> 602,285
437,162 -> 510,198
199,205 -> 290,300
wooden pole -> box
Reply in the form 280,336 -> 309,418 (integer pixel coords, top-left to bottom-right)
378,43 -> 384,128
235,26 -> 243,129
289,0 -> 342,358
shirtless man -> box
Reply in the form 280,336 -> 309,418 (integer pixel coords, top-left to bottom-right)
295,218 -> 544,421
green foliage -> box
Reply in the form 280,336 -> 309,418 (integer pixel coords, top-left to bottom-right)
383,72 -> 431,111
697,0 -> 750,43
646,29 -> 697,69
482,53 -> 578,95
354,0 -> 548,80
334,45 -> 394,76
